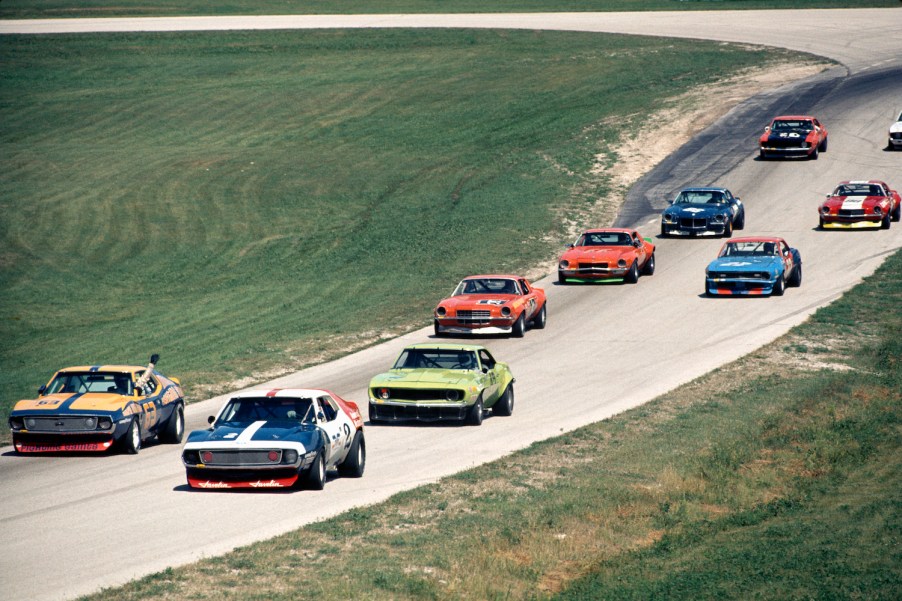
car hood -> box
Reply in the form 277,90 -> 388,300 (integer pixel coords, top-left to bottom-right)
561,246 -> 633,262
440,294 -> 517,308
11,392 -> 134,415
890,121 -> 902,134
762,129 -> 815,142
822,195 -> 886,210
371,369 -> 476,387
663,204 -> 729,218
707,255 -> 781,272
185,421 -> 321,445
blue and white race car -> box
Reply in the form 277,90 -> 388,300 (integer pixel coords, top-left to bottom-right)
705,237 -> 801,297
661,187 -> 745,238
182,388 -> 365,490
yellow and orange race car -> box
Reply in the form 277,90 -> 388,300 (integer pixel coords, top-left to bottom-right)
558,228 -> 656,284
8,354 -> 185,454
433,275 -> 547,338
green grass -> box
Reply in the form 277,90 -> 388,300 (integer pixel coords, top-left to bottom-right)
0,29 -> 812,435
0,0 -> 897,19
79,251 -> 901,601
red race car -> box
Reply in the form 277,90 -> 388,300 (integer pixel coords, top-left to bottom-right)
558,228 -> 655,284
433,275 -> 546,338
819,180 -> 901,230
759,115 -> 828,160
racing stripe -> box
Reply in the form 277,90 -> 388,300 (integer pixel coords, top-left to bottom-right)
236,421 -> 267,443
89,366 -> 101,372
841,199 -> 865,210
266,389 -> 282,397
56,393 -> 86,412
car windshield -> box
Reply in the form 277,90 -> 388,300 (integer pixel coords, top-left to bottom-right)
576,231 -> 632,246
217,397 -> 315,424
772,119 -> 812,131
833,183 -> 884,197
45,372 -> 134,395
392,349 -> 479,370
720,241 -> 780,257
674,190 -> 726,205
453,278 -> 518,296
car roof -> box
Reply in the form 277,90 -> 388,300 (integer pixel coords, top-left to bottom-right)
724,236 -> 783,244
56,365 -> 145,374
461,274 -> 523,280
678,187 -> 729,193
231,388 -> 330,399
772,115 -> 817,120
580,227 -> 634,234
404,343 -> 486,352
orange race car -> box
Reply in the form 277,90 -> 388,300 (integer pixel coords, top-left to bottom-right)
433,275 -> 546,338
558,228 -> 655,284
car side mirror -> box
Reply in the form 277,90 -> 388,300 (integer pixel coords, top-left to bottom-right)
482,366 -> 489,374
567,243 -> 574,248
317,412 -> 326,422
208,415 -> 215,424
633,239 -> 641,247
735,196 -> 741,201
38,384 -> 46,395
765,125 -> 771,131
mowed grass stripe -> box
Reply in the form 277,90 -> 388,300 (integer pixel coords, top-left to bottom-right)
80,251 -> 901,601
1,29 -> 810,430
1,0 -> 897,19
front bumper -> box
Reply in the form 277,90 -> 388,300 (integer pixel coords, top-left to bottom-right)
10,417 -> 127,453
821,217 -> 882,229
661,222 -> 726,236
706,277 -> 774,296
760,145 -> 813,157
558,267 -> 628,281
435,318 -> 513,335
369,399 -> 471,422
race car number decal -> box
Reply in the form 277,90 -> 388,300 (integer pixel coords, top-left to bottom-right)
719,261 -> 752,267
777,132 -> 801,138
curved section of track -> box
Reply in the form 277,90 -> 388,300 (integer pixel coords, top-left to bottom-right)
1,10 -> 901,601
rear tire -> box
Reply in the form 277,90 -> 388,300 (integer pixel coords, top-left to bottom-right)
493,384 -> 514,417
891,203 -> 901,222
736,210 -> 745,230
809,146 -> 819,160
787,264 -> 802,288
159,404 -> 184,444
819,137 -> 828,152
881,213 -> 891,229
338,431 -> 366,478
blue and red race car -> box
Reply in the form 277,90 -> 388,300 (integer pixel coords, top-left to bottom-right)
705,237 -> 802,297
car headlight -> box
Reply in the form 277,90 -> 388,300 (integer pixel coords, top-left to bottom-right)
712,214 -> 725,223
84,417 -> 97,430
25,418 -> 37,429
873,206 -> 883,216
9,417 -> 24,430
501,306 -> 511,317
283,449 -> 298,464
559,260 -> 569,269
618,259 -> 627,268
820,206 -> 830,215
436,306 -> 446,316
377,388 -> 390,400
663,214 -> 675,223
445,390 -> 462,401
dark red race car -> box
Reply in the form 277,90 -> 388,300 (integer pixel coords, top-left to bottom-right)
759,115 -> 828,160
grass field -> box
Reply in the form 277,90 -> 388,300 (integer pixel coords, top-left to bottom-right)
80,249 -> 901,601
0,29 -> 814,435
0,0 -> 897,19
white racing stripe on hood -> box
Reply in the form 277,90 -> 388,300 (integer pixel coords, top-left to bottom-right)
237,421 -> 267,443
842,199 -> 865,210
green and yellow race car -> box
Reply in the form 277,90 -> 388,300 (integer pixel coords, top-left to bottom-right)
368,343 -> 514,426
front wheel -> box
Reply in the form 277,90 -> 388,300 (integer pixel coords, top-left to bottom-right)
493,384 -> 514,417
881,212 -> 891,229
433,320 -> 446,338
511,314 -> 525,338
123,419 -> 141,455
303,452 -> 326,490
722,220 -> 733,238
624,261 -> 639,284
736,211 -> 745,230
466,397 -> 484,426
532,304 -> 547,329
809,146 -> 819,160
819,137 -> 828,152
557,271 -> 567,285
159,404 -> 184,444
338,431 -> 366,478
772,275 -> 785,297
891,203 -> 901,222
642,252 -> 656,276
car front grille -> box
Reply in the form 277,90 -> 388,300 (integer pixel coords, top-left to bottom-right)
679,218 -> 707,229
577,262 -> 609,271
891,132 -> 902,140
456,310 -> 491,323
838,209 -> 866,217
379,388 -> 460,401
709,271 -> 769,280
23,416 -> 102,432
197,449 -> 283,466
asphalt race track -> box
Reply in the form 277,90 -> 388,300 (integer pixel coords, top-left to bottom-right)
1,10 -> 901,601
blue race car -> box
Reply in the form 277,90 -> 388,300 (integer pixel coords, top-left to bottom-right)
705,237 -> 801,297
661,187 -> 745,238
182,388 -> 365,490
